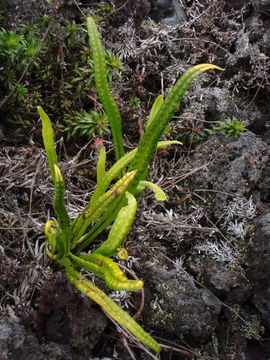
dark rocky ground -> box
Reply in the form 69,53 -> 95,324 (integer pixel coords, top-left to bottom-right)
1,1 -> 270,359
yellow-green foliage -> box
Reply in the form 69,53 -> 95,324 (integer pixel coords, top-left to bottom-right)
39,16 -> 223,355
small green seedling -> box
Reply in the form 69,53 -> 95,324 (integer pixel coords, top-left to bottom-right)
207,117 -> 246,137
129,96 -> 141,109
39,16 -> 223,354
64,109 -> 109,139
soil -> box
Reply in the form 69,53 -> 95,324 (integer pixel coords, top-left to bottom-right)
1,1 -> 270,360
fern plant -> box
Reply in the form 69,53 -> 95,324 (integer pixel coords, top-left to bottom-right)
39,16 -> 223,355
64,109 -> 109,139
206,117 -> 246,137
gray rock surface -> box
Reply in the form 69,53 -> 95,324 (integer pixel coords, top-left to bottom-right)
247,213 -> 270,330
141,264 -> 222,339
189,258 -> 251,303
155,0 -> 187,25
183,132 -> 269,217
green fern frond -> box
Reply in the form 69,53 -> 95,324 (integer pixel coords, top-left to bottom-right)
38,106 -> 58,184
65,263 -> 161,353
93,191 -> 137,257
96,145 -> 106,190
72,170 -> 137,243
145,95 -> 163,131
90,140 -> 181,206
87,17 -> 124,162
137,180 -> 167,201
53,165 -> 71,257
71,253 -> 143,291
129,64 -> 224,190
